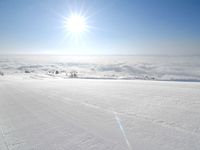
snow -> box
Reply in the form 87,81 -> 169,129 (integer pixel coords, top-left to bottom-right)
0,55 -> 200,149
0,77 -> 200,150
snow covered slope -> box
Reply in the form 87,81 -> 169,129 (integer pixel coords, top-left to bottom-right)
0,78 -> 200,150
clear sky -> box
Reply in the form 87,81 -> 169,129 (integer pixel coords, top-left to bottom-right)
0,0 -> 199,55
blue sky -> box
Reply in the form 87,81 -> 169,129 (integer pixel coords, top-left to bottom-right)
0,0 -> 199,55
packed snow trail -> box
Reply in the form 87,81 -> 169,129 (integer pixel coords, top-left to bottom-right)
0,77 -> 200,150
114,112 -> 132,150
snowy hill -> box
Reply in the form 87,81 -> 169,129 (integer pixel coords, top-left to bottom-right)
0,78 -> 200,150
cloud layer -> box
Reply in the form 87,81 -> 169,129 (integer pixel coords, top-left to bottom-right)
0,55 -> 200,81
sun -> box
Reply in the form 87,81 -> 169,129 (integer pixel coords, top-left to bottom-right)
62,11 -> 93,40
65,14 -> 87,34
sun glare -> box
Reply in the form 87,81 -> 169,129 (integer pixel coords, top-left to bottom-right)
65,14 -> 87,34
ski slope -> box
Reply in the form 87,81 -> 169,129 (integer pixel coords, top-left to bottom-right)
0,78 -> 200,150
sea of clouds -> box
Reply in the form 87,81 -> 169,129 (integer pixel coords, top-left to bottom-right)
0,55 -> 200,81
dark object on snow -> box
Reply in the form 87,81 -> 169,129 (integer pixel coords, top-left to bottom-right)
69,71 -> 78,78
25,70 -> 30,73
55,70 -> 59,74
0,71 -> 4,76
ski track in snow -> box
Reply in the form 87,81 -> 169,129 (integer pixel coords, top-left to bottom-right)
0,78 -> 200,150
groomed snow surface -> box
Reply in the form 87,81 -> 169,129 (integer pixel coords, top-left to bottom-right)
0,77 -> 200,150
